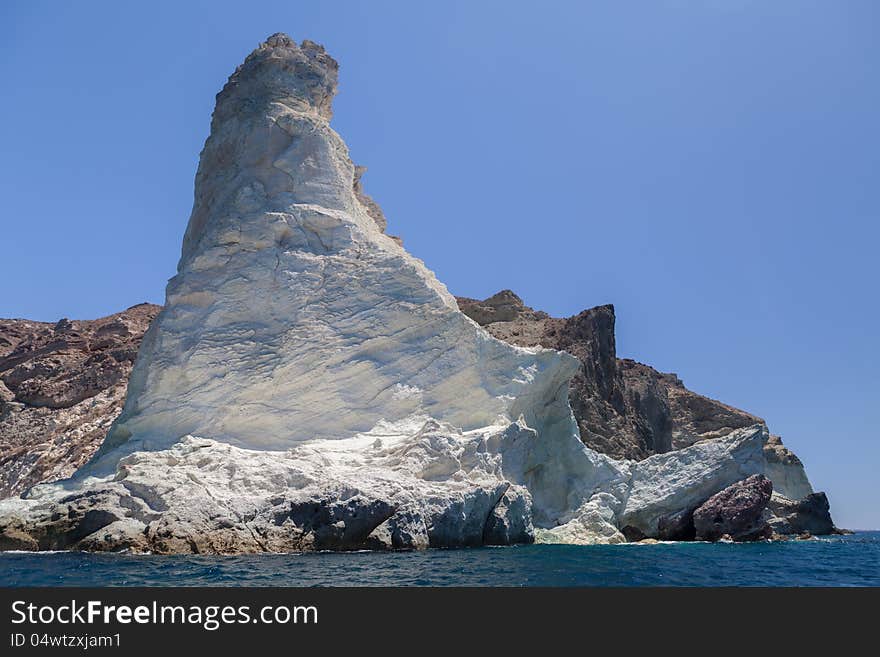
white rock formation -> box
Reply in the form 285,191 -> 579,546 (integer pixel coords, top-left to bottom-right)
87,33 -> 578,470
0,35 -> 820,552
1,420 -> 773,552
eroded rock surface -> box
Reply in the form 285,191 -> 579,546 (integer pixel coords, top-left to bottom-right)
0,304 -> 160,497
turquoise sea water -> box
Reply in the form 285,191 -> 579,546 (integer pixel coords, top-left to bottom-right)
2,532 -> 877,587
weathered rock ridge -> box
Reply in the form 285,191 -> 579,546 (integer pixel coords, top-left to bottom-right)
0,34 -> 836,552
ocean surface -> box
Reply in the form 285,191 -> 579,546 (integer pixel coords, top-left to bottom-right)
2,532 -> 878,587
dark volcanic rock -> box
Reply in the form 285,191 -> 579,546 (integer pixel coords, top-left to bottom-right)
767,492 -> 836,536
558,306 -> 673,459
692,474 -> 773,542
457,291 -> 761,460
0,304 -> 161,497
457,290 -> 549,328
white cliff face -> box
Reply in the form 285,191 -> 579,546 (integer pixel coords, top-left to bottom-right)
0,35 -> 820,553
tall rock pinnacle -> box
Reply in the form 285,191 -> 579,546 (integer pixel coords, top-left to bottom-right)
89,34 -> 580,469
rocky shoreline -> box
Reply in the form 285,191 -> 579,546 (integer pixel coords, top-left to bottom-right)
0,424 -> 839,554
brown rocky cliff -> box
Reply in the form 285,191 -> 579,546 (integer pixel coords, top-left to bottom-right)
0,303 -> 161,497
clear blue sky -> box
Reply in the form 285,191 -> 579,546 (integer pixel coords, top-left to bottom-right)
1,1 -> 877,529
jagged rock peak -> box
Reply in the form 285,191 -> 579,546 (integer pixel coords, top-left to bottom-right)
457,290 -> 549,325
215,33 -> 339,124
